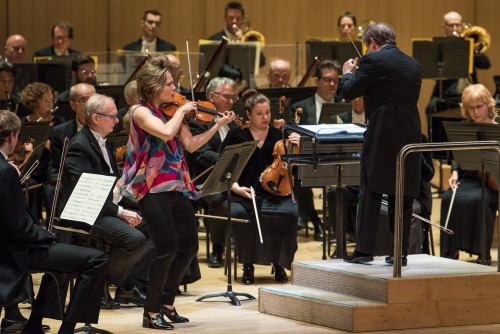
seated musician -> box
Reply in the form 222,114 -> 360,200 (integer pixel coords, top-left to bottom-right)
61,94 -> 153,306
267,58 -> 291,88
0,109 -> 107,334
0,60 -> 22,112
187,77 -> 239,268
33,21 -> 79,57
425,11 -> 491,115
123,9 -> 176,52
218,64 -> 244,95
337,12 -> 358,40
57,54 -> 98,103
221,89 -> 299,284
440,84 -> 498,265
115,80 -> 139,133
290,59 -> 342,240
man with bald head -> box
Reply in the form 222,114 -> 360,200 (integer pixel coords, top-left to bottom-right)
4,34 -> 27,64
425,11 -> 491,114
267,58 -> 291,88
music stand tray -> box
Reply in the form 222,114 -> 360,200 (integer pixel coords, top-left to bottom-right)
319,102 -> 352,124
196,141 -> 258,306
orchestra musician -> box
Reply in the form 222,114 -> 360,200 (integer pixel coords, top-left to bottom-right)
118,55 -> 235,329
0,60 -> 21,112
291,59 -> 342,241
338,12 -> 358,40
218,64 -> 244,95
187,77 -> 239,268
425,11 -> 491,115
33,21 -> 79,57
220,88 -> 299,284
0,109 -> 108,334
339,22 -> 422,266
57,54 -> 97,103
4,34 -> 27,64
123,9 -> 176,52
267,58 -> 291,88
440,84 -> 499,265
207,1 -> 266,67
61,94 -> 153,307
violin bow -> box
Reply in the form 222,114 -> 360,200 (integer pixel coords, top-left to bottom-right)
250,186 -> 264,244
185,39 -> 196,102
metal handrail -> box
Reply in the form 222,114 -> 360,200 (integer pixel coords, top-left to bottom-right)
394,141 -> 500,277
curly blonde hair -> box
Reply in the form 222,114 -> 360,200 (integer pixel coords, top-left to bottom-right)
460,84 -> 497,120
20,82 -> 56,111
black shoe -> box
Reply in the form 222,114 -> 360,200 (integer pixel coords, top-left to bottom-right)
143,312 -> 174,330
242,264 -> 254,284
476,256 -> 492,266
297,216 -> 307,230
101,297 -> 120,309
207,251 -> 223,268
273,265 -> 288,282
385,255 -> 408,266
160,306 -> 189,323
115,286 -> 146,306
2,317 -> 27,332
344,250 -> 373,264
313,222 -> 323,241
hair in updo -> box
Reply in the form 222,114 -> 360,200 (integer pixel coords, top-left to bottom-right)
136,55 -> 177,103
241,88 -> 270,114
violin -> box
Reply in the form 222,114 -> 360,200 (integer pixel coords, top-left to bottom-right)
9,137 -> 35,168
160,92 -> 220,125
259,97 -> 300,196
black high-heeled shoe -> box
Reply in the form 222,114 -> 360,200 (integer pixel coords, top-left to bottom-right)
273,264 -> 288,282
143,311 -> 174,330
242,263 -> 254,284
160,306 -> 189,323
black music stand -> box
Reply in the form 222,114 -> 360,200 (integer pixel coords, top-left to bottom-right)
306,39 -> 362,66
196,141 -> 258,306
19,121 -> 52,145
319,102 -> 352,124
413,37 -> 472,100
443,121 -> 498,265
287,124 -> 364,259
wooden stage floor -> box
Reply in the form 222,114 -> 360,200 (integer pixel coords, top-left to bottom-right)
13,196 -> 500,333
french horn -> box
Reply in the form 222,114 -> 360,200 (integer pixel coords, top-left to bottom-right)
460,22 -> 490,54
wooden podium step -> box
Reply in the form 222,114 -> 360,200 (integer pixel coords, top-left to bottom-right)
259,254 -> 500,332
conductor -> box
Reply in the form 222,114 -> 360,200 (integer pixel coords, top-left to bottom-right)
338,22 -> 422,266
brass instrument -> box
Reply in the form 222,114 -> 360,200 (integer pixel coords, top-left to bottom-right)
357,19 -> 375,39
232,15 -> 265,49
461,22 -> 490,54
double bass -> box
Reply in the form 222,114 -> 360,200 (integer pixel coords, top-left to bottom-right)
259,97 -> 301,196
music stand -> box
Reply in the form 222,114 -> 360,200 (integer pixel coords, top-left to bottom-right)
412,37 -> 472,100
306,39 -> 362,66
19,121 -> 53,146
196,140 -> 258,306
443,121 -> 497,266
319,102 -> 352,124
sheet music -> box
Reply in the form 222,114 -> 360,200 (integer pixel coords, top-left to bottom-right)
299,123 -> 366,135
60,173 -> 116,226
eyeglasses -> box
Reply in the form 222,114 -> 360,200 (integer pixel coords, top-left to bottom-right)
39,98 -> 55,104
79,69 -> 97,75
445,23 -> 462,28
54,36 -> 69,41
213,92 -> 238,101
320,77 -> 339,84
96,112 -> 118,120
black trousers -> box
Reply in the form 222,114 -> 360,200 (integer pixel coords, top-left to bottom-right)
139,192 -> 198,312
91,215 -> 151,289
28,243 -> 107,324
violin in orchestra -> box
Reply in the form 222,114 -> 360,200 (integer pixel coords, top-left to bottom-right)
259,97 -> 302,196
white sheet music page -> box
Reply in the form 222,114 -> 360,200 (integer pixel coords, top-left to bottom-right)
299,123 -> 366,135
60,173 -> 117,226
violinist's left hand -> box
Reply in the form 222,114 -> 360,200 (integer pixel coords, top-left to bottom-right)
217,111 -> 236,126
273,118 -> 286,129
288,132 -> 301,146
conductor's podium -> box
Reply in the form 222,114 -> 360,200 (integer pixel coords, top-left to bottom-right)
259,255 -> 500,332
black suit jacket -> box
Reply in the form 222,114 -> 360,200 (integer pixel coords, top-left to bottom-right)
123,37 -> 176,51
62,125 -> 120,217
48,119 -> 78,181
291,95 -> 317,125
33,46 -> 79,57
0,155 -> 57,306
338,44 -> 422,196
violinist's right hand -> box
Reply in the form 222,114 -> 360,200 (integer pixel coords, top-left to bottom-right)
231,183 -> 252,199
343,57 -> 359,75
448,170 -> 459,189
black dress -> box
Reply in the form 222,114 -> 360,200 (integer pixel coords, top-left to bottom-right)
440,163 -> 499,259
220,126 -> 298,269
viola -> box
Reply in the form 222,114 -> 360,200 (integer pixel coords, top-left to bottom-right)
161,92 -> 220,125
259,97 -> 301,196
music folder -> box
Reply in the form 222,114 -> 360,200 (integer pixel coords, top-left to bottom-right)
319,102 -> 352,124
286,123 -> 366,144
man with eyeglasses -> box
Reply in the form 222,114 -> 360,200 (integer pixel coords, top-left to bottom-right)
425,11 -> 491,114
290,59 -> 342,241
123,9 -> 176,53
33,21 -> 79,57
267,58 -> 291,88
61,93 -> 154,308
57,54 -> 97,103
187,77 -> 238,268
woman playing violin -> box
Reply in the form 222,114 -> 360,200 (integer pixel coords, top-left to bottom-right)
220,88 -> 299,284
118,55 -> 235,330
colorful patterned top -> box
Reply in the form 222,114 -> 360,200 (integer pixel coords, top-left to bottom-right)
117,102 -> 198,201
